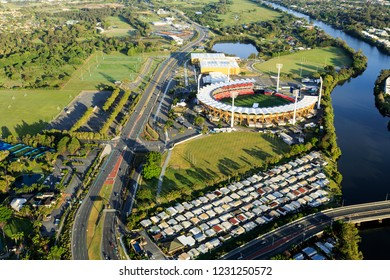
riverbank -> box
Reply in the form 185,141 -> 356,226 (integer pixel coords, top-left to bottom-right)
373,69 -> 390,117
263,1 -> 390,57
262,0 -> 390,260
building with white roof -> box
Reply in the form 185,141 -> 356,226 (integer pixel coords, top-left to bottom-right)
205,228 -> 216,237
184,211 -> 194,219
140,219 -> 152,228
177,235 -> 196,247
242,221 -> 257,231
10,198 -> 27,212
182,221 -> 192,229
166,207 -> 178,216
150,216 -> 160,224
187,248 -> 200,259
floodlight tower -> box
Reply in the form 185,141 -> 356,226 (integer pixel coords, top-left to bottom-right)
197,73 -> 202,95
230,91 -> 239,128
317,76 -> 323,110
292,89 -> 299,125
276,63 -> 283,92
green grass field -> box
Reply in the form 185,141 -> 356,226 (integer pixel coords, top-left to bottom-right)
0,51 -> 153,136
0,89 -> 78,136
219,0 -> 280,25
220,93 -> 290,107
254,47 -> 352,77
62,51 -> 146,91
160,132 -> 290,202
165,0 -> 279,25
103,16 -> 136,38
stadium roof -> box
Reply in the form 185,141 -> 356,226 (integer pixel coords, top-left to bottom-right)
197,79 -> 318,115
191,52 -> 226,60
199,58 -> 240,69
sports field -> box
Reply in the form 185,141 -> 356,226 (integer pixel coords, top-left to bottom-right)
102,16 -> 136,37
62,52 -> 146,91
0,89 -> 77,136
220,93 -> 290,107
161,132 -> 290,202
254,47 -> 352,77
219,0 -> 280,25
164,0 -> 280,25
0,51 -> 152,136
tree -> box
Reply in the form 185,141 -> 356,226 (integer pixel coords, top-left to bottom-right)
142,164 -> 161,180
11,231 -> 24,244
0,180 -> 8,193
8,161 -> 24,173
0,205 -> 13,238
194,116 -> 205,126
142,152 -> 162,180
57,136 -> 70,155
67,137 -> 81,154
0,150 -> 9,162
336,223 -> 363,260
201,125 -> 209,134
47,246 -> 66,260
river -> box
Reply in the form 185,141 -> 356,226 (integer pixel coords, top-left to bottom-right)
264,1 -> 390,259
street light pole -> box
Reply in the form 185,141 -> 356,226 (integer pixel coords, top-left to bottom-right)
231,91 -> 239,128
292,89 -> 299,125
276,63 -> 283,92
197,73 -> 202,95
317,76 -> 323,110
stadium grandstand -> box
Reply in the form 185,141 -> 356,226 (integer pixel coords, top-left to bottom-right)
197,79 -> 318,127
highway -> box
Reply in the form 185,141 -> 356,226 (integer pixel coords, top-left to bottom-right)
223,200 -> 390,260
72,18 -> 207,260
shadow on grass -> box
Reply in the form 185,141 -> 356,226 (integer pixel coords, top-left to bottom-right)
174,173 -> 192,187
243,147 -> 271,161
217,157 -> 241,176
1,126 -> 12,138
14,120 -> 49,137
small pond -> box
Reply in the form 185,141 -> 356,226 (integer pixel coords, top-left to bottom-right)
212,41 -> 258,59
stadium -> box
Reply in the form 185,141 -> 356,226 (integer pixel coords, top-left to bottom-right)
197,79 -> 319,127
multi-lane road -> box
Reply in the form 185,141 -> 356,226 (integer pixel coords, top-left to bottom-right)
223,201 -> 390,260
72,19 -> 207,260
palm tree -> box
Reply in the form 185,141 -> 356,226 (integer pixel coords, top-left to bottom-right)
11,231 -> 24,244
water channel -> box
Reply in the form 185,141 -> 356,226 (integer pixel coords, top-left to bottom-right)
212,2 -> 390,259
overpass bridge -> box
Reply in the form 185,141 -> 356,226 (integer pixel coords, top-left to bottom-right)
223,200 -> 390,260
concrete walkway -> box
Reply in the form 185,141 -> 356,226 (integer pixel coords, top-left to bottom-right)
156,149 -> 172,198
